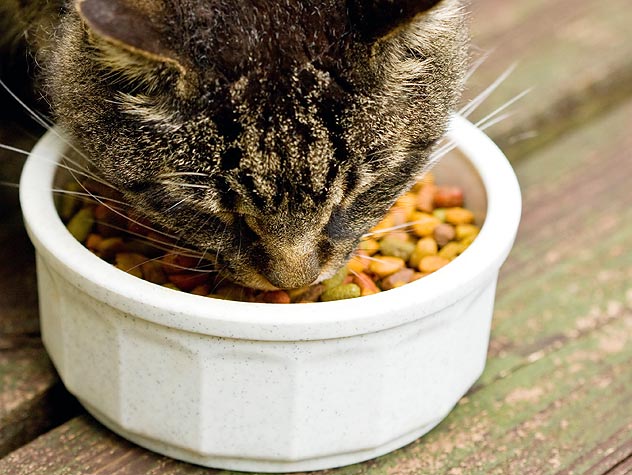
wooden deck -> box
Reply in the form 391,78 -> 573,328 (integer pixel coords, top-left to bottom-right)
1,0 -> 631,473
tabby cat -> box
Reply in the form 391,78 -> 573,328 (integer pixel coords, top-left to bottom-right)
1,0 -> 469,289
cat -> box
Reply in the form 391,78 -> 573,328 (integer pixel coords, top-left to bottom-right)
2,0 -> 469,290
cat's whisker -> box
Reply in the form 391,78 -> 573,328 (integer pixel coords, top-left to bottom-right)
459,62 -> 518,118
479,112 -> 515,132
64,165 -> 180,241
473,87 -> 532,129
123,253 -> 218,275
462,48 -> 493,85
90,219 -> 209,258
165,198 -> 187,213
0,80 -> 96,166
0,143 -> 107,186
351,253 -> 390,264
60,158 -> 119,190
156,172 -> 211,180
51,188 -> 130,206
155,180 -> 213,190
0,181 -> 19,189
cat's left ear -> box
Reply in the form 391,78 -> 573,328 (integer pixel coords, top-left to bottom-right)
76,0 -> 189,78
348,0 -> 444,41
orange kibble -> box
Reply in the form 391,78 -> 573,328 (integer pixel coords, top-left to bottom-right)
369,255 -> 406,278
415,185 -> 436,213
392,192 -> 417,223
347,254 -> 369,274
411,212 -> 441,237
358,239 -> 380,255
408,237 -> 438,268
85,233 -> 103,250
369,215 -> 395,237
352,272 -> 381,296
445,207 -> 475,225
418,255 -> 450,273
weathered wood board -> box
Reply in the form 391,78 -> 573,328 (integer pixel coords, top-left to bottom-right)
0,209 -> 69,457
465,0 -> 632,160
1,93 -> 630,475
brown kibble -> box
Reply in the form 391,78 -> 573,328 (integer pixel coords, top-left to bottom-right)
259,290 -> 291,304
411,212 -> 441,237
352,272 -> 381,296
167,272 -> 210,291
418,255 -> 450,273
381,268 -> 415,290
369,255 -> 406,278
215,284 -> 254,302
433,223 -> 456,247
94,204 -> 128,237
85,233 -> 103,251
434,186 -> 464,208
140,260 -> 168,284
288,284 -> 325,303
445,207 -> 475,225
191,284 -> 211,296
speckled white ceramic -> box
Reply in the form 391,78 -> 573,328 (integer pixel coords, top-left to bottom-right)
20,115 -> 521,472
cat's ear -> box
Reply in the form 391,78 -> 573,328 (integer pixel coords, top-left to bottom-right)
348,0 -> 444,41
76,0 -> 189,82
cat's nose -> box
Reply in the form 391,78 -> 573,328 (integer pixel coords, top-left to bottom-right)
263,249 -> 321,289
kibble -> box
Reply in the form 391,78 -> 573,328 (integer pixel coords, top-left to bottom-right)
418,255 -> 450,273
61,171 -> 480,303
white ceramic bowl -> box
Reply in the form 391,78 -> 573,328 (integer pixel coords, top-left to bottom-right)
20,115 -> 521,473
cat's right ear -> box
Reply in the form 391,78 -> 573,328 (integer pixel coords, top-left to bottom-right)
76,0 -> 192,91
348,0 -> 444,42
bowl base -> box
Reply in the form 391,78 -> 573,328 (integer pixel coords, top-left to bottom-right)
80,398 -> 448,473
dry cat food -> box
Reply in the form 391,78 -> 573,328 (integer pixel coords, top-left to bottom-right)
59,173 -> 480,303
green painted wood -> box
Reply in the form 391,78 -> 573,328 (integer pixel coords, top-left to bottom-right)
1,91 -> 631,475
465,0 -> 632,160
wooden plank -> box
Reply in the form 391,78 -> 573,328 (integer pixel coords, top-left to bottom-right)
465,0 -> 632,160
0,208 -> 75,456
1,95 -> 631,475
0,121 -> 75,455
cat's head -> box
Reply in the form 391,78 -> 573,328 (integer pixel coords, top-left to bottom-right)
45,0 -> 468,289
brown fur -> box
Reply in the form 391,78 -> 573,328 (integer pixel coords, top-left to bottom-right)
4,0 -> 469,289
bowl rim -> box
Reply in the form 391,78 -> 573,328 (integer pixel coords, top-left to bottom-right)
20,114 -> 521,341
